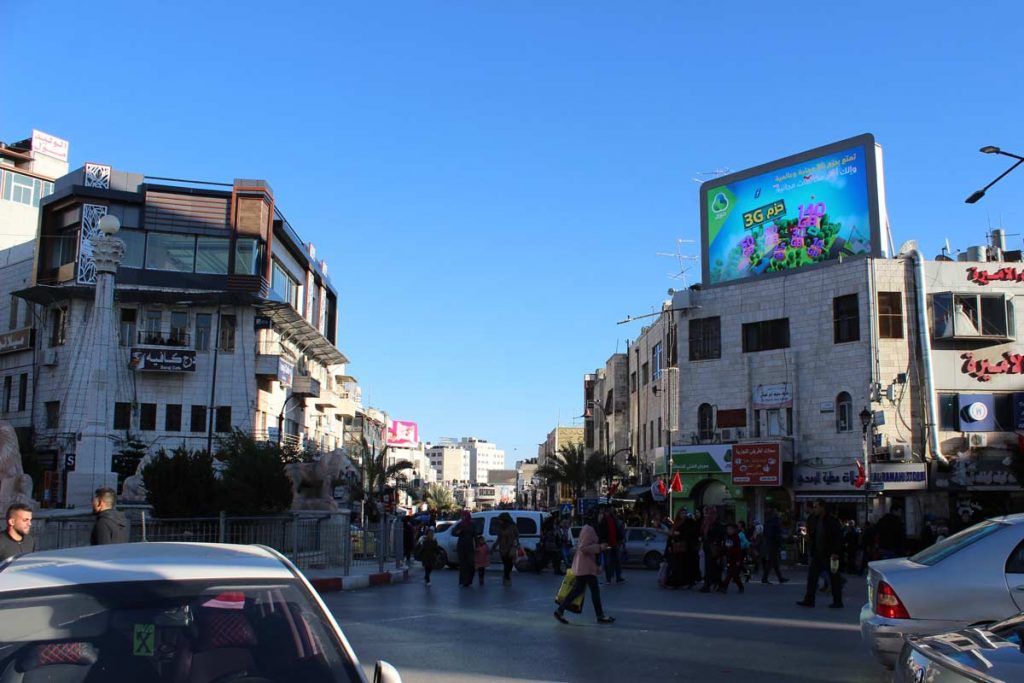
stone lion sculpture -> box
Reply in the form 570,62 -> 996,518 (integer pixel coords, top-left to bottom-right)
0,420 -> 35,511
120,450 -> 158,503
285,448 -> 359,511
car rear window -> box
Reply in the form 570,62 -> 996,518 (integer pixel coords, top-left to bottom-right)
517,518 -> 538,535
909,521 -> 1004,566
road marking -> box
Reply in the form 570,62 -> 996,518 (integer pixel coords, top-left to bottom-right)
628,608 -> 861,632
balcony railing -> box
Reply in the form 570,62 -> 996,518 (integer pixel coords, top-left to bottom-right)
136,330 -> 192,347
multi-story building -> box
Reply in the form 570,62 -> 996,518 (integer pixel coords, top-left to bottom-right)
626,307 -> 679,485
13,163 -> 359,506
427,441 -> 470,484
515,458 -> 539,508
537,426 -> 583,508
583,353 -> 630,472
459,436 -> 505,484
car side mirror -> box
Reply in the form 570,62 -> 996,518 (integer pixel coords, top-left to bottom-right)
374,660 -> 402,683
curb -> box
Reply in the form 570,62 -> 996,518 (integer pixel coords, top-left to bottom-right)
310,567 -> 409,593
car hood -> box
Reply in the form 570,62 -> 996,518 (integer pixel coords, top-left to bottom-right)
909,624 -> 1024,682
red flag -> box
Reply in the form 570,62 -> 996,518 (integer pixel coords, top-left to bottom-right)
656,478 -> 667,496
670,472 -> 683,493
854,460 -> 866,488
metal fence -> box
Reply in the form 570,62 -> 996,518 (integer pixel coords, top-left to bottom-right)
32,509 -> 408,575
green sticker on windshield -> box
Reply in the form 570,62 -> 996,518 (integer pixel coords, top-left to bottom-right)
133,624 -> 155,656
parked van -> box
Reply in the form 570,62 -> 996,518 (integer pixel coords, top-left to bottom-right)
433,510 -> 550,569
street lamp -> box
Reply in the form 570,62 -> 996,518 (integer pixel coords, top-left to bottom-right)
860,408 -> 873,518
965,146 -> 1024,203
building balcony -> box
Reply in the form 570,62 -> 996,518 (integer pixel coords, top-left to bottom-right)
135,330 -> 192,348
292,375 -> 320,398
314,384 -> 360,417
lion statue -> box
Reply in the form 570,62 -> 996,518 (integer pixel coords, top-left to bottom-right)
285,448 -> 359,511
0,421 -> 35,511
120,450 -> 158,503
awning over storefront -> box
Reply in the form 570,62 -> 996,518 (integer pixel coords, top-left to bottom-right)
256,301 -> 349,366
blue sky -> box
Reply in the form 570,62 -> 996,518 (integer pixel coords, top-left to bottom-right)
3,1 -> 1022,468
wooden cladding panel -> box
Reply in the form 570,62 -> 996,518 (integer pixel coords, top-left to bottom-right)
235,196 -> 270,238
145,191 -> 229,231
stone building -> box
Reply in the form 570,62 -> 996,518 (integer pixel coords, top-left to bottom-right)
583,353 -> 629,473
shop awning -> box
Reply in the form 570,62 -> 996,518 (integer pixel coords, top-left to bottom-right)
256,301 -> 349,366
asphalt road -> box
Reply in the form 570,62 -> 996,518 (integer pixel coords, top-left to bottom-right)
324,565 -> 890,683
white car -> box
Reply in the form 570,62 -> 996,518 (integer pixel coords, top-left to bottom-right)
0,543 -> 402,683
860,514 -> 1024,668
433,510 -> 549,568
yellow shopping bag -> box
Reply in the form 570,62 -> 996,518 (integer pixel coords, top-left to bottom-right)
554,569 -> 585,614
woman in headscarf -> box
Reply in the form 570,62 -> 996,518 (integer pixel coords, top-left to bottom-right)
665,508 -> 688,588
699,505 -> 725,592
452,509 -> 476,587
495,512 -> 519,586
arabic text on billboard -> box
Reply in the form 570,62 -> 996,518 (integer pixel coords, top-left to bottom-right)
731,444 -> 781,486
701,134 -> 879,286
387,420 -> 418,446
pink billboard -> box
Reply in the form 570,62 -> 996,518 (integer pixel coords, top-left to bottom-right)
386,420 -> 419,446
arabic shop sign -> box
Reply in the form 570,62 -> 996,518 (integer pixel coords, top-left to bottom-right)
669,444 -> 732,474
130,348 -> 196,372
0,328 -> 32,355
869,463 -> 927,491
961,351 -> 1024,382
795,464 -> 863,491
753,383 -> 792,409
966,266 -> 1024,286
731,443 -> 781,486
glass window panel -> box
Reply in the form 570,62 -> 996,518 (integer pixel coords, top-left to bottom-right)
234,238 -> 259,275
119,230 -> 145,269
933,292 -> 953,338
218,314 -> 236,352
10,173 -> 34,206
195,313 -> 211,351
145,232 -> 195,272
169,311 -> 188,345
953,294 -> 980,335
981,295 -> 1008,336
195,237 -> 229,274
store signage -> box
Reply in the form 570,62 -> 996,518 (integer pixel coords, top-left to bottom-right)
794,464 -> 862,491
277,359 -> 293,387
966,266 -> 1024,286
669,444 -> 732,474
731,443 -> 781,486
32,129 -> 69,162
753,383 -> 792,409
961,351 -> 1024,382
869,463 -> 927,491
130,348 -> 196,372
0,328 -> 32,355
387,420 -> 419,447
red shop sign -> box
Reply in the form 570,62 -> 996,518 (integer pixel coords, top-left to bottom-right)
731,443 -> 781,486
966,266 -> 1024,286
961,351 -> 1024,382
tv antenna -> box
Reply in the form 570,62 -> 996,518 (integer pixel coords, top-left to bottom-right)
692,168 -> 731,183
657,238 -> 699,287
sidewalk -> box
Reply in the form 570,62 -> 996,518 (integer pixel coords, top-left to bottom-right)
302,563 -> 412,593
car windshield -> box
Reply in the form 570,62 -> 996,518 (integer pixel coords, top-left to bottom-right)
909,521 -> 1005,566
0,579 -> 362,682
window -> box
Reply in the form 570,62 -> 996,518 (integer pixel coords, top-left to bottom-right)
218,314 -> 236,352
190,405 -> 207,433
641,427 -> 646,453
515,517 -> 538,536
119,308 -> 136,346
140,403 -> 157,431
742,318 -> 790,353
698,404 -> 714,442
630,371 -> 637,393
165,404 -> 182,432
836,392 -> 853,432
271,262 -> 302,311
833,294 -> 860,343
995,394 -> 1012,431
689,317 -> 721,361
119,230 -> 146,269
195,313 -> 212,351
169,311 -> 188,345
878,292 -> 904,339
215,406 -> 232,433
910,521 -> 1004,566
649,421 -> 654,448
641,362 -> 649,386
143,309 -> 163,343
755,408 -> 792,437
938,393 -> 958,430
933,292 -> 1014,338
146,232 -> 196,272
45,401 -> 59,428
652,342 -> 663,381
6,172 -> 35,206
8,297 -> 17,330
23,300 -> 31,329
195,237 -> 230,274
2,377 -> 10,413
49,308 -> 66,347
657,417 -> 662,447
234,238 -> 261,276
309,288 -> 320,328
113,402 -> 131,430
17,374 -> 27,412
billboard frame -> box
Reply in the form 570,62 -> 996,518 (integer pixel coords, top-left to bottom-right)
699,133 -> 882,287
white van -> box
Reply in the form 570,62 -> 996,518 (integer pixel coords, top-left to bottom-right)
433,510 -> 550,569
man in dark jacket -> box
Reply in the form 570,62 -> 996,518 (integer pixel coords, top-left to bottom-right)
0,503 -> 35,561
797,500 -> 844,608
760,507 -> 789,584
596,507 -> 625,584
91,488 -> 128,545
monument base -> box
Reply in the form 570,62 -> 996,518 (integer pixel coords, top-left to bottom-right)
66,471 -> 118,510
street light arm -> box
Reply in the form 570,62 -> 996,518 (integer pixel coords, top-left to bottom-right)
966,157 -> 1024,204
617,306 -> 700,325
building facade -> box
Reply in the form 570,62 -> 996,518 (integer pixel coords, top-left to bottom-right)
583,353 -> 630,472
627,306 -> 679,485
427,441 -> 470,484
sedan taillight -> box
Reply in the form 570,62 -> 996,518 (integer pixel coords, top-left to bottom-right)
875,580 -> 911,619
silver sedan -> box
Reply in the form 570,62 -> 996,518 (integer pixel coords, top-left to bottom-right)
860,514 -> 1024,669
893,613 -> 1024,683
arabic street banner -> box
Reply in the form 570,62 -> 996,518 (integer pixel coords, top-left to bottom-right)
130,348 -> 197,372
0,328 -> 32,355
731,443 -> 781,486
794,464 -> 863,491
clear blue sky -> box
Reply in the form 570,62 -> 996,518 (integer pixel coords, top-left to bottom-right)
4,1 -> 1022,468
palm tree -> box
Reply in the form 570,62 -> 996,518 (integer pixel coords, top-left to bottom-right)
360,438 -> 414,520
424,483 -> 457,513
535,443 -> 624,517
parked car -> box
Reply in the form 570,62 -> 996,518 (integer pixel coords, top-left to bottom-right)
0,542 -> 402,682
569,526 -> 669,569
433,510 -> 549,569
893,611 -> 1024,683
860,514 -> 1024,668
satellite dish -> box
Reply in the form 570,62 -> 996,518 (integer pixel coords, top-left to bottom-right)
897,240 -> 918,256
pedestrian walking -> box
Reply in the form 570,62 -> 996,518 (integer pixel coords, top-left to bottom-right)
559,517 -> 574,569
699,506 -> 725,593
597,506 -> 625,584
496,512 -> 519,586
90,487 -> 127,545
474,535 -> 490,586
537,518 -> 563,574
0,503 -> 34,561
453,510 -> 476,587
418,527 -> 439,585
402,514 -> 416,568
719,523 -> 745,594
797,500 -> 844,608
760,507 -> 789,585
553,510 -> 615,625
665,509 -> 688,588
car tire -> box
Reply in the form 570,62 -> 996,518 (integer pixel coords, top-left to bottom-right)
644,551 -> 662,570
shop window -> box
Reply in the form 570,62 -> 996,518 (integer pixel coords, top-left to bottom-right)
836,392 -> 853,432
698,403 -> 714,442
690,317 -> 721,360
932,292 -> 1014,339
878,292 -> 904,339
833,294 -> 860,344
742,318 -> 790,353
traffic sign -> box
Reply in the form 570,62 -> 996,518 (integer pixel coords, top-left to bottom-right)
559,503 -> 573,516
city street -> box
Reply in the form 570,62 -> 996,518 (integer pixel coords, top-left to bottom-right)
325,567 -> 889,683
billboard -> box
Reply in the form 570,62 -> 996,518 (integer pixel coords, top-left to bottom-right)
701,134 -> 884,286
386,420 -> 419,447
731,444 -> 781,486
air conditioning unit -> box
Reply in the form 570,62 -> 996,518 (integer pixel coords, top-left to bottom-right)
719,428 -> 745,443
968,433 -> 988,448
41,350 -> 58,366
888,444 -> 909,462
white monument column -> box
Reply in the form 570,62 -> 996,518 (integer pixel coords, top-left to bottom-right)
65,214 -> 125,508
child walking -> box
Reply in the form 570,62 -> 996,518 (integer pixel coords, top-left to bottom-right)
474,535 -> 490,586
419,527 -> 439,586
719,523 -> 745,594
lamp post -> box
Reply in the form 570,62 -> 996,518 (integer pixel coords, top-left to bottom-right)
860,407 -> 873,523
965,146 -> 1024,203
